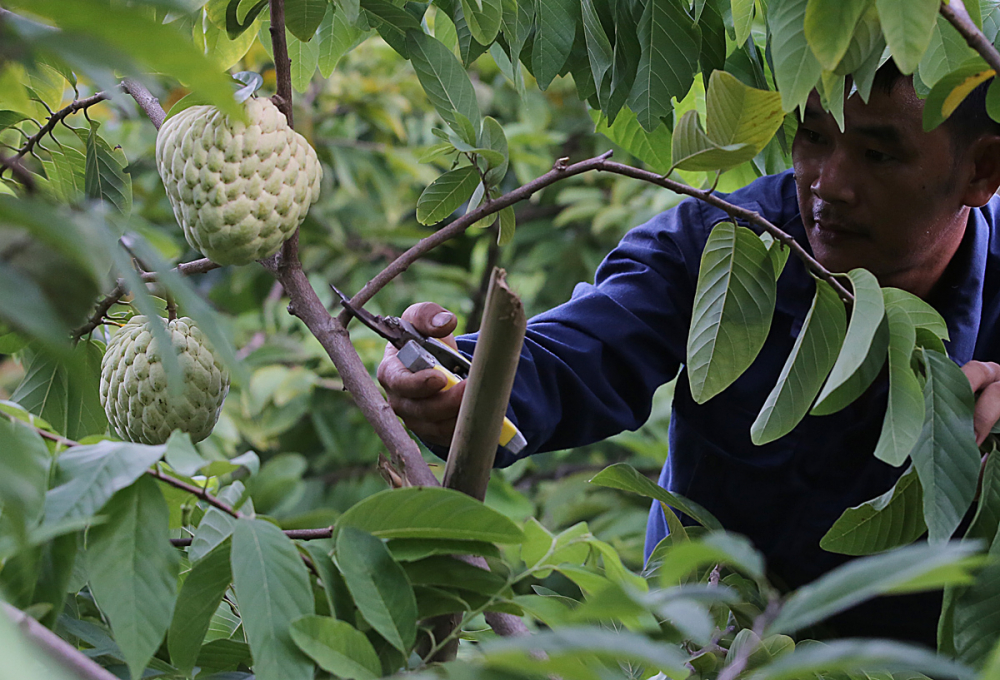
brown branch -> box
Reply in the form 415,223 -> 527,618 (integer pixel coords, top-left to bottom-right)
269,0 -> 294,128
0,91 -> 109,181
341,152 -> 853,324
4,603 -> 121,680
171,526 -> 333,547
121,78 -> 165,130
148,466 -> 243,519
0,152 -> 36,192
72,258 -> 220,340
941,1 -> 1000,75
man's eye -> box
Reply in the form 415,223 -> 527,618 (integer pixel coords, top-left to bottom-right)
800,128 -> 825,144
865,149 -> 893,163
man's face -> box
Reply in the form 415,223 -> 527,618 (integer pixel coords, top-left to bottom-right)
792,82 -> 971,291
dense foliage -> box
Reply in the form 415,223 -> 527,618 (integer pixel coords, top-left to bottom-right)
4,1 -> 1000,679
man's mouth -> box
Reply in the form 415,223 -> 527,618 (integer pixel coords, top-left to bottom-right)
811,207 -> 866,238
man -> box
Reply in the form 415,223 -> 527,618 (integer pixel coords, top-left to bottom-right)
378,63 -> 1000,645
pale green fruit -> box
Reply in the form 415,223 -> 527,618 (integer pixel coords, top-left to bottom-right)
100,315 -> 230,445
155,97 -> 322,265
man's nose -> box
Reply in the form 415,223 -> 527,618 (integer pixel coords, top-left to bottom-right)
810,149 -> 857,205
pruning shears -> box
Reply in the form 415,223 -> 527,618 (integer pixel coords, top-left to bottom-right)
333,285 -> 527,455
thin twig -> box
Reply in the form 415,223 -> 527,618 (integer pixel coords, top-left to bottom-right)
940,1 -> 1000,75
0,91 -> 109,180
171,526 -> 333,547
0,152 -> 36,192
4,603 -> 121,680
121,78 -> 166,130
342,151 -> 853,320
269,0 -> 294,128
72,258 -> 220,339
716,598 -> 781,680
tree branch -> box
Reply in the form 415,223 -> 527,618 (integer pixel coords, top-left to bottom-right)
0,91 -> 109,181
148,466 -> 243,519
72,258 -> 220,339
342,152 -> 853,319
4,603 -> 121,680
0,152 -> 36,192
269,0 -> 294,128
940,1 -> 1000,75
121,78 -> 166,130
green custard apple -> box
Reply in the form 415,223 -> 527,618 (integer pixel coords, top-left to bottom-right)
100,315 -> 230,445
155,97 -> 322,265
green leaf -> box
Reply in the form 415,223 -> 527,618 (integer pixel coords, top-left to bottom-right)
7,0 -> 242,118
403,554 -> 510,594
833,5 -> 885,78
589,463 -> 723,529
911,349 -> 981,544
882,287 -> 949,339
591,108 -> 673,174
11,342 -> 106,441
291,616 -> 381,680
168,539 -> 232,673
820,465 -> 926,555
387,537 -> 501,561
751,279 -> 846,444
163,431 -> 207,477
86,477 -> 179,680
745,639 -> 975,680
416,166 -> 480,224
708,69 -> 784,161
952,558 -> 1000,667
769,0 -> 823,111
803,0 -> 871,70
406,29 -> 482,143
44,440 -> 166,523
335,527 -> 417,654
627,0 -> 700,132
317,4 -> 368,77
872,295 -> 925,466
732,0 -> 756,44
0,416 -> 50,532
581,0 -> 614,108
231,518 -> 315,680
285,0 -> 329,41
461,0 -> 502,44
361,0 -> 422,56
479,626 -> 691,680
812,269 -> 886,413
923,58 -> 994,131
41,145 -> 87,205
193,9 -> 260,70
967,452 -> 1000,543
874,0 -> 938,74
686,222 -> 777,403
531,0 -> 577,89
671,109 -> 756,171
497,205 -> 516,246
917,14 -> 979,91
768,541 -> 981,636
287,31 -> 320,93
653,532 -> 765,584
337,486 -> 524,542
189,482 -> 249,562
480,116 -> 509,185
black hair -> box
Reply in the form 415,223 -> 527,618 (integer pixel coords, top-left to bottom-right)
872,59 -> 1000,148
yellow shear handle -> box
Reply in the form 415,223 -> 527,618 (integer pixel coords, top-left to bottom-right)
432,365 -> 521,448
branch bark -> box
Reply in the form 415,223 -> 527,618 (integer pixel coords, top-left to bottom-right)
121,78 -> 166,130
444,269 -> 526,501
4,603 -> 121,680
268,0 -> 294,128
341,152 -> 853,322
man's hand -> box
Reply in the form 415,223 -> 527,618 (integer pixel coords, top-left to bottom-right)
376,302 -> 465,447
962,360 -> 1000,445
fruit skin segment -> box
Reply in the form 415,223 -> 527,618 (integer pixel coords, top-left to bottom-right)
155,98 -> 322,265
100,315 -> 230,445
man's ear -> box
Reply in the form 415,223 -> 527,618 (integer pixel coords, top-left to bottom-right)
962,134 -> 1000,207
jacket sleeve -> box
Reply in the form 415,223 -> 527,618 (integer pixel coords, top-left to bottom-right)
456,198 -> 712,467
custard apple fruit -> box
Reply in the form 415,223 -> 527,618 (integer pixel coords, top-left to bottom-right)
100,315 -> 230,445
155,97 -> 322,265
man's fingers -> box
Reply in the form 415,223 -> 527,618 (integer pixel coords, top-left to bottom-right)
963,361 -> 1000,393
377,346 -> 448,398
974,381 -> 1000,445
402,302 -> 458,344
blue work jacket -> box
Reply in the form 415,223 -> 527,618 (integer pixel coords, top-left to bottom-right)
455,169 -> 1000,644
